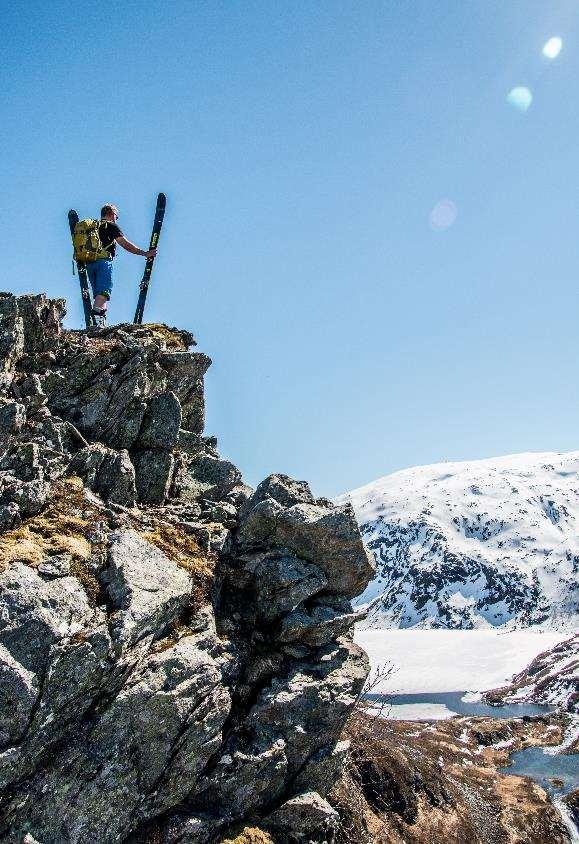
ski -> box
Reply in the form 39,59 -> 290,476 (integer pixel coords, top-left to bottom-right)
133,193 -> 166,324
68,210 -> 95,329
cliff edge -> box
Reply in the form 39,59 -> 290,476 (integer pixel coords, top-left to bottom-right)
0,293 -> 375,844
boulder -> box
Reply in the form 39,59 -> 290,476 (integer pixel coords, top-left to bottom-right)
277,601 -> 362,647
133,448 -> 174,504
103,529 -> 192,650
181,453 -> 242,502
137,391 -> 182,450
0,400 -> 25,436
69,443 -> 136,508
244,474 -> 316,511
243,551 -> 328,621
153,350 -> 211,434
237,484 -> 375,598
265,791 -> 339,840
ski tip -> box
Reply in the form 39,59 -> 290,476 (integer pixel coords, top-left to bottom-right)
157,193 -> 166,205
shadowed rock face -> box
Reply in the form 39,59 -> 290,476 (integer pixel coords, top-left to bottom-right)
0,293 -> 373,844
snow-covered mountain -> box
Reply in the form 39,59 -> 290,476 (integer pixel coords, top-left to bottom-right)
338,452 -> 579,631
486,634 -> 578,713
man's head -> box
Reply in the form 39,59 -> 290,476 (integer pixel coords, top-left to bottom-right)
101,203 -> 119,222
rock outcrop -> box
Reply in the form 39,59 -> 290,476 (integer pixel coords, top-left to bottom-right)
0,294 -> 375,843
485,634 -> 579,717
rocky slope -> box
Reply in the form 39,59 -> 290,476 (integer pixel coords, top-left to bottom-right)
0,293 -> 375,844
486,634 -> 579,716
338,453 -> 579,630
332,708 -> 573,844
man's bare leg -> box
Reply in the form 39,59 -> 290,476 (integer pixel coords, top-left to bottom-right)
93,294 -> 108,312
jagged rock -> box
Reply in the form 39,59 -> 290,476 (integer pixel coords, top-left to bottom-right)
181,453 -> 242,501
0,642 -> 38,746
265,791 -> 339,840
70,443 -> 137,508
0,399 -> 25,435
178,428 -> 204,455
242,551 -> 329,621
133,448 -> 174,504
4,625 -> 231,844
137,390 -> 182,449
238,478 -> 375,598
103,529 -> 192,650
277,601 -> 362,647
293,740 -> 350,796
245,474 -> 316,511
0,442 -> 42,482
226,482 -> 253,508
0,562 -> 94,675
96,448 -> 136,508
154,350 -> 211,434
202,500 -> 238,526
37,553 -> 72,578
0,478 -> 51,517
0,293 -> 65,354
201,639 -> 368,818
0,299 -> 24,374
0,293 -> 373,844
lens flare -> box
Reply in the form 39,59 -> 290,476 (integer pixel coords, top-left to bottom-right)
507,86 -> 533,112
542,37 -> 562,59
429,200 -> 457,231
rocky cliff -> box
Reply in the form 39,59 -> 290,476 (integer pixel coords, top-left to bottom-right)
0,293 -> 375,844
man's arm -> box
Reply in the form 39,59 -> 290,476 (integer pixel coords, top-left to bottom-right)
116,236 -> 157,258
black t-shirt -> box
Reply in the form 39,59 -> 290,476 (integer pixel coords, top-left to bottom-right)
98,221 -> 123,258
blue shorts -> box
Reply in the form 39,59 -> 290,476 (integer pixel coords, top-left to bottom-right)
86,259 -> 114,300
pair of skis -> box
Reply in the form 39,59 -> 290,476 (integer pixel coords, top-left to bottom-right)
68,192 -> 166,329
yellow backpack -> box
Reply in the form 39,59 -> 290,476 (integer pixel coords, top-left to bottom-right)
72,219 -> 111,262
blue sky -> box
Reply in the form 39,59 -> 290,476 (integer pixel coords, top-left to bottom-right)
2,1 -> 579,497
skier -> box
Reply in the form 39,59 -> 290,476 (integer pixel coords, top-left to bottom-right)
87,204 -> 158,321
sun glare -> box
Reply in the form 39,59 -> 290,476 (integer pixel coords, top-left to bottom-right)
429,200 -> 457,231
507,86 -> 533,112
542,37 -> 562,60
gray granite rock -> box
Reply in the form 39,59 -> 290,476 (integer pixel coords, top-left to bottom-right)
0,399 -> 25,436
70,442 -> 137,508
0,642 -> 38,747
103,529 -> 192,651
265,791 -> 339,840
137,391 -> 182,450
238,485 -> 375,598
243,551 -> 328,621
277,602 -> 363,647
133,448 -> 174,504
0,294 -> 373,844
181,453 -> 242,502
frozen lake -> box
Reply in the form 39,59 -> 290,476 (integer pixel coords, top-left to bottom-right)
365,691 -> 552,721
354,628 -> 569,695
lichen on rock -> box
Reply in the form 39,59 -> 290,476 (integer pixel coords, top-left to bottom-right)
0,293 -> 373,843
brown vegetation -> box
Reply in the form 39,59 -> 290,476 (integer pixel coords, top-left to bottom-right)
0,477 -> 100,570
139,519 -> 215,606
331,708 -> 570,844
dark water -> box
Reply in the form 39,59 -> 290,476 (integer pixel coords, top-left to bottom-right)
366,691 -> 578,804
365,691 -> 578,837
365,691 -> 553,719
503,745 -> 578,798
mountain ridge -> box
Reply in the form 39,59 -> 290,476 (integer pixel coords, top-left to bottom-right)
338,450 -> 579,631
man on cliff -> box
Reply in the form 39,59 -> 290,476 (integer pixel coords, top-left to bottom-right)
87,203 -> 157,321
